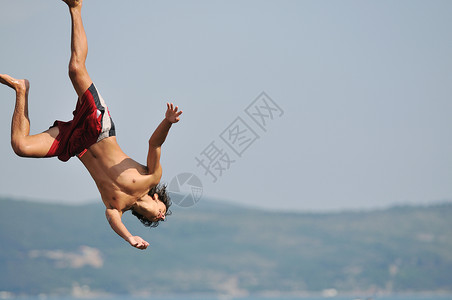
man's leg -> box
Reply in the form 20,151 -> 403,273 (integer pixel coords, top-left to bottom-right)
0,74 -> 58,157
64,0 -> 92,99
1,1 -> 92,158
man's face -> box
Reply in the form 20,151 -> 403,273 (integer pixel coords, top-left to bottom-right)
146,193 -> 167,222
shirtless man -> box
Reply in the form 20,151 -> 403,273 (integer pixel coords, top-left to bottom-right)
0,0 -> 182,250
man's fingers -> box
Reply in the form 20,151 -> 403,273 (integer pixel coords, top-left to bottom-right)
166,102 -> 182,113
135,237 -> 149,249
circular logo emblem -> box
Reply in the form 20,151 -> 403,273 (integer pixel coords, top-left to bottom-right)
168,173 -> 203,207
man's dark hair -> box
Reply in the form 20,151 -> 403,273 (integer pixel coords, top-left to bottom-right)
132,183 -> 172,228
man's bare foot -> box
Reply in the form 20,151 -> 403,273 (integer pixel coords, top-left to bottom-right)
62,0 -> 82,8
0,74 -> 29,94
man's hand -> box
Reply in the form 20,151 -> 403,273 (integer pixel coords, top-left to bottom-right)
127,236 -> 150,250
165,102 -> 182,124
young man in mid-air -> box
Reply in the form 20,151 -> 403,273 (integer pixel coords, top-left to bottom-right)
0,0 -> 182,250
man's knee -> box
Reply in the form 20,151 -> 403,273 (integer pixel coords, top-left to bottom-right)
11,139 -> 35,157
68,59 -> 91,96
68,60 -> 85,81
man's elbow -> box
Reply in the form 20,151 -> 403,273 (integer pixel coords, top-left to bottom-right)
105,211 -> 112,223
105,209 -> 118,224
148,138 -> 162,149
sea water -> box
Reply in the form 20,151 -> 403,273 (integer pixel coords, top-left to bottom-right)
8,295 -> 452,300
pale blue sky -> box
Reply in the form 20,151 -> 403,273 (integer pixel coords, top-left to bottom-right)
1,0 -> 451,211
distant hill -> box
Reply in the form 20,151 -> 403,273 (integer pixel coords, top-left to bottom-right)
0,197 -> 451,297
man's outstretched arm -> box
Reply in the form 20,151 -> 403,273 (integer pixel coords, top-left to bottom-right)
147,103 -> 182,176
105,208 -> 149,250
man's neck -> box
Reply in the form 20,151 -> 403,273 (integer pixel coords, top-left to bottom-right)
133,194 -> 153,214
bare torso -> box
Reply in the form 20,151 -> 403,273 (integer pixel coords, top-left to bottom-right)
79,136 -> 159,212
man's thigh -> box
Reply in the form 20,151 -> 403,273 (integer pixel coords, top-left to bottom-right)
25,126 -> 60,158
